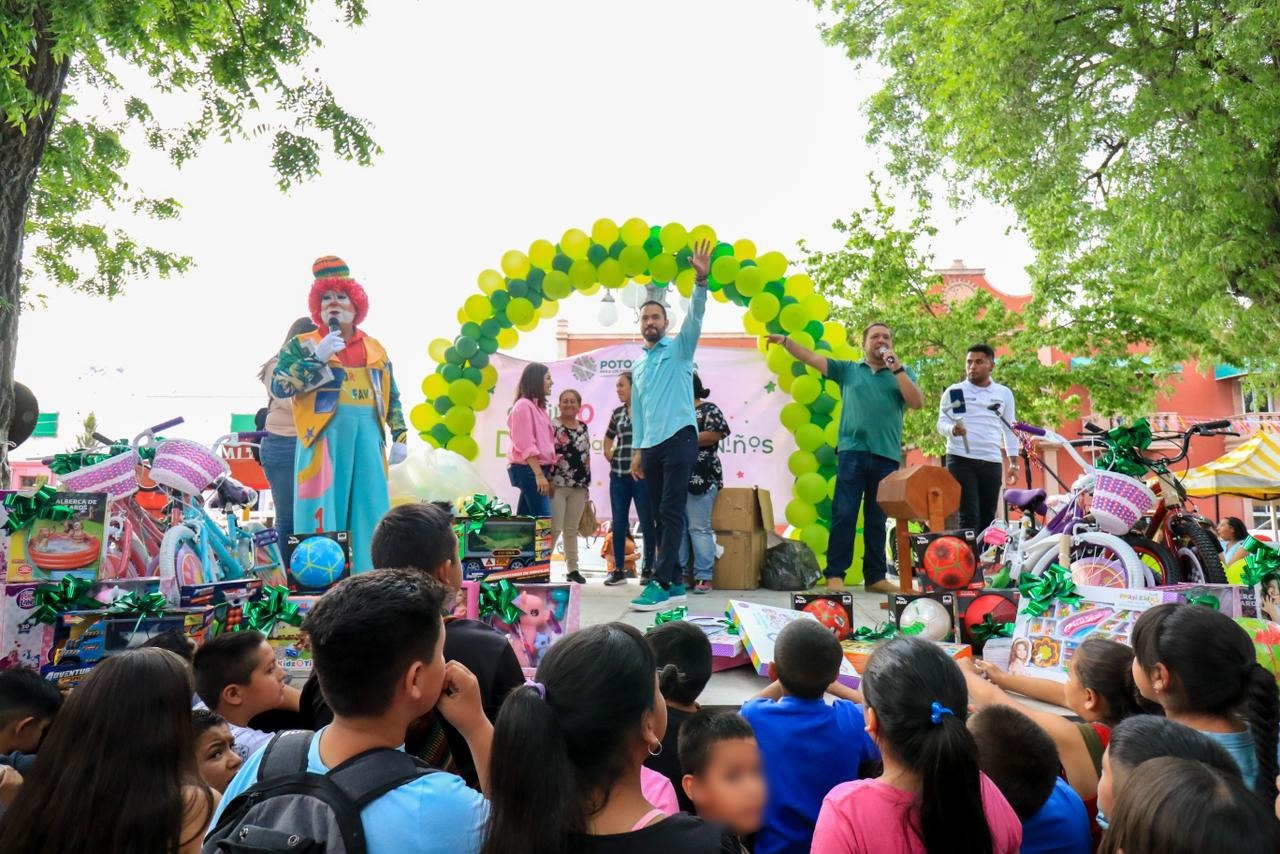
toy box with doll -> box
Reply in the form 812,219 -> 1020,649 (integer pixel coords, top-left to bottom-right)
285,530 -> 351,593
791,592 -> 855,640
0,584 -> 54,671
459,580 -> 580,676
1011,584 -> 1182,683
728,599 -> 859,688
890,592 -> 957,642
5,491 -> 109,582
911,529 -> 981,591
454,516 -> 552,583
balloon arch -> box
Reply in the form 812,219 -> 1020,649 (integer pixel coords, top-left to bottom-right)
412,218 -> 863,569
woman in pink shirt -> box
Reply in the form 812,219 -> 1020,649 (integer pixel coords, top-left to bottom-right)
507,363 -> 558,517
812,637 -> 1021,854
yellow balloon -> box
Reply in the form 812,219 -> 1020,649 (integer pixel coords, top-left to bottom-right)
409,406 -> 438,436
757,251 -> 788,281
427,338 -> 450,362
501,249 -> 531,279
675,268 -> 695,298
568,259 -> 597,290
791,331 -> 816,351
592,218 -> 620,246
598,258 -> 625,288
473,389 -> 491,411
447,435 -> 479,460
497,328 -> 519,349
689,224 -> 717,248
756,333 -> 770,354
537,300 -> 559,319
712,288 -> 729,303
777,371 -> 794,393
660,223 -> 688,253
478,269 -> 504,295
480,364 -> 499,390
742,312 -> 766,335
422,373 -> 449,398
733,238 -> 757,260
456,308 -> 468,325
516,318 -> 539,332
784,273 -> 815,299
802,293 -> 830,322
822,321 -> 846,344
736,265 -> 764,297
580,281 -> 602,296
464,294 -> 493,323
620,217 -> 649,246
507,297 -> 535,325
529,239 -> 556,270
561,228 -> 590,260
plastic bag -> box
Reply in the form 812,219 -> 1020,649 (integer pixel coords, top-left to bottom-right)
761,539 -> 822,591
388,446 -> 493,506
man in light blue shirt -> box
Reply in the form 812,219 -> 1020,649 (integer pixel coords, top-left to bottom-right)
629,240 -> 712,610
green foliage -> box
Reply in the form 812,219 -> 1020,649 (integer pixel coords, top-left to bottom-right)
74,411 -> 97,450
803,185 -> 1169,456
5,0 -> 378,299
813,0 -> 1280,381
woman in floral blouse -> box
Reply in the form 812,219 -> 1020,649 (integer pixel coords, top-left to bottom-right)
551,389 -> 592,585
680,372 -> 730,593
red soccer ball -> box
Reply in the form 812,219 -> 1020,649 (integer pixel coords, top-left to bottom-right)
803,599 -> 851,639
961,594 -> 1019,642
922,536 -> 978,590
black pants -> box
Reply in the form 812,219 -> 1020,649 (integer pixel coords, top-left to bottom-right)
946,455 -> 1003,533
643,426 -> 698,588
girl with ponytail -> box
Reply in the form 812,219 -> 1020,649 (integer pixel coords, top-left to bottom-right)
1131,602 -> 1280,803
481,622 -> 736,854
811,637 -> 1021,854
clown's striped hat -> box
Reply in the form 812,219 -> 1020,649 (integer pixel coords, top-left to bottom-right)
312,256 -> 350,280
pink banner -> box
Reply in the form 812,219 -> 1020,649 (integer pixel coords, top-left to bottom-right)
475,343 -> 796,526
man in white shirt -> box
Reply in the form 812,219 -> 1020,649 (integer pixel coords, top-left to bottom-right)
936,344 -> 1018,533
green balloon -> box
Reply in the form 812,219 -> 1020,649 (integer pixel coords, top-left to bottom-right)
816,498 -> 833,518
433,397 -> 453,415
792,375 -> 821,405
444,346 -> 463,365
455,336 -> 479,359
786,499 -> 818,528
805,320 -> 825,340
480,318 -> 502,338
609,239 -> 626,259
526,268 -> 546,288
791,362 -> 809,378
552,253 -> 572,273
430,424 -> 453,445
528,290 -> 543,308
508,279 -> 529,298
712,242 -> 734,259
441,363 -> 462,383
461,366 -> 482,385
478,336 -> 499,354
788,449 -> 819,476
444,406 -> 476,434
795,423 -> 824,452
795,472 -> 827,504
490,290 -> 510,311
811,393 -> 836,416
818,463 -> 837,480
643,236 -> 663,258
780,402 -> 810,432
764,281 -> 785,298
468,349 -> 490,369
587,244 -> 609,265
460,322 -> 482,339
815,445 -> 837,468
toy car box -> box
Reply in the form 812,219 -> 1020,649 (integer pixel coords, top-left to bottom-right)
454,516 -> 552,583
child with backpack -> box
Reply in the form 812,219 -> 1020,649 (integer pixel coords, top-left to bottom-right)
812,636 -> 1022,854
206,570 -> 491,854
193,629 -> 300,761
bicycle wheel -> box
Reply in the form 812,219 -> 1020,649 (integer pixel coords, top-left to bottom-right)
1123,534 -> 1181,586
1029,532 -> 1148,588
1172,518 -> 1227,584
157,524 -> 204,586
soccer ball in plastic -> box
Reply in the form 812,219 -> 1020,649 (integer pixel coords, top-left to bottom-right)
922,536 -> 977,590
899,598 -> 953,642
802,599 -> 851,639
290,536 -> 346,590
961,594 -> 1018,643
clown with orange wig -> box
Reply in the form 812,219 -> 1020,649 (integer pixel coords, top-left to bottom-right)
271,256 -> 407,572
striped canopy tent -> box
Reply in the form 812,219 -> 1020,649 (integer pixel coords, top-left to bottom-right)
1181,429 -> 1280,501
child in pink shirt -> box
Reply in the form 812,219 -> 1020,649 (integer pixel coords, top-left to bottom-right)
506,363 -> 559,517
811,637 -> 1021,854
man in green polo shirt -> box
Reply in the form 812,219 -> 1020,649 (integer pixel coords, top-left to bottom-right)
768,323 -> 923,593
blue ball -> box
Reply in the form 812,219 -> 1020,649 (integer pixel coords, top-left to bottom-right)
290,536 -> 346,589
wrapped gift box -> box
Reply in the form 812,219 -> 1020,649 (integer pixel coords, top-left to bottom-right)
791,592 -> 855,640
910,529 -> 982,591
729,599 -> 859,687
459,580 -> 579,676
0,584 -> 55,671
454,517 -> 552,583
5,491 -> 110,583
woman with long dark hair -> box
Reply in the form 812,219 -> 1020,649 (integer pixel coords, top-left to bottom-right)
0,648 -> 215,853
507,362 -> 558,517
257,315 -> 315,561
1217,516 -> 1249,567
482,622 -> 734,854
812,637 -> 1021,853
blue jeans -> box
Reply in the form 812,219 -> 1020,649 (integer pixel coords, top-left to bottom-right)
260,433 -> 298,562
508,464 -> 552,517
826,450 -> 900,584
643,427 -> 698,587
609,472 -> 655,573
678,485 -> 719,582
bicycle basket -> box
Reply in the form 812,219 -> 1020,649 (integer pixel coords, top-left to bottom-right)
59,450 -> 140,498
149,439 -> 228,495
1091,472 -> 1156,535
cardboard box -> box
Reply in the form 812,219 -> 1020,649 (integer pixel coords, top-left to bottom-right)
268,623 -> 312,682
1012,585 -> 1182,682
285,530 -> 352,593
0,584 -> 55,671
792,592 -> 855,640
728,599 -> 859,686
1152,583 -> 1258,619
711,487 -> 774,533
890,592 -> 957,642
48,606 -> 219,669
841,637 -> 972,686
910,530 -> 981,591
161,575 -> 263,609
5,492 -> 110,582
455,516 -> 552,583
713,530 -> 765,590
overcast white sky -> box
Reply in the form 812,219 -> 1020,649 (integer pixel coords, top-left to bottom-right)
13,0 -> 1033,455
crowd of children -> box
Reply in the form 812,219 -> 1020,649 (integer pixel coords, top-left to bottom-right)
2,498 -> 1280,852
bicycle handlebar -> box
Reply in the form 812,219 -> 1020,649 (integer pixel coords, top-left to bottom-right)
1013,421 -> 1046,436
150,417 -> 185,433
1196,419 -> 1231,432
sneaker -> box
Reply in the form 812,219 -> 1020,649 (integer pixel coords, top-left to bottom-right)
692,580 -> 712,595
667,583 -> 687,604
567,571 -> 588,585
604,571 -> 628,587
825,576 -> 847,591
629,581 -> 671,611
640,569 -> 654,585
864,579 -> 898,594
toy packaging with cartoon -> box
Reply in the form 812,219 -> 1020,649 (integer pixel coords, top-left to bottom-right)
840,636 -> 972,683
5,492 -> 109,583
890,592 -> 957,642
1151,583 -> 1258,619
791,592 -> 855,640
0,584 -> 54,671
46,606 -> 219,672
285,530 -> 352,593
1235,617 -> 1280,686
454,516 -> 552,583
459,580 -> 581,677
728,600 -> 859,687
909,529 -> 981,591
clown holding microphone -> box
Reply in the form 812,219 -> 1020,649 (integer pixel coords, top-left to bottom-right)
271,256 -> 407,573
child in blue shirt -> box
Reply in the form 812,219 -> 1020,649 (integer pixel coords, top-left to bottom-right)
970,705 -> 1091,854
740,619 -> 878,854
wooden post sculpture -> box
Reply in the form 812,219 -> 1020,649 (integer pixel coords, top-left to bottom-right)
877,466 -> 962,593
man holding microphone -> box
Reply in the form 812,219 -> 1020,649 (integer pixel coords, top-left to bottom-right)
768,323 -> 923,593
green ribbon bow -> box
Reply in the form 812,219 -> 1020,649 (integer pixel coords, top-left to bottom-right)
478,579 -> 524,626
238,586 -> 304,635
723,610 -> 739,636
456,494 -> 514,540
971,613 -> 1014,646
1,486 -> 75,535
1185,594 -> 1220,610
1018,563 -> 1082,617
1241,537 -> 1280,588
106,591 -> 169,619
653,606 -> 688,627
849,622 -> 900,642
32,576 -> 101,624
1097,418 -> 1153,478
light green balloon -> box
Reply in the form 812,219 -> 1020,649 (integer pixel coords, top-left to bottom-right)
448,379 -> 479,406
779,303 -> 810,334
620,246 -> 649,277
788,449 -> 819,476
795,423 -> 824,452
543,270 -> 573,300
506,297 -> 535,326
750,292 -> 781,322
786,498 -> 818,528
650,253 -> 678,283
711,255 -> 740,284
780,402 -> 810,432
736,266 -> 764,297
791,375 -> 821,405
444,406 -> 476,435
598,258 -> 625,288
800,524 -> 830,555
795,472 -> 827,504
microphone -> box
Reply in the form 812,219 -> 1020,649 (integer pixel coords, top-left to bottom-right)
328,316 -> 340,334
878,346 -> 897,367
